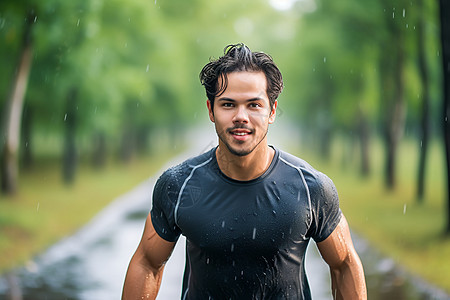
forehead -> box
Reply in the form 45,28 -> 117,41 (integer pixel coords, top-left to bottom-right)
218,71 -> 268,99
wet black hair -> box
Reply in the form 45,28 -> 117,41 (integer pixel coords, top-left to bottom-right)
199,43 -> 283,111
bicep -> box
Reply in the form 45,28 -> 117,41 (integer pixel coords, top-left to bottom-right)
135,213 -> 176,272
316,215 -> 357,268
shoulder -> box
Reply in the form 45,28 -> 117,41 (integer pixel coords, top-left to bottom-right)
277,149 -> 337,198
156,148 -> 215,191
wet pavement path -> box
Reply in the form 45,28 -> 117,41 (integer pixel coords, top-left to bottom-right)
0,124 -> 449,299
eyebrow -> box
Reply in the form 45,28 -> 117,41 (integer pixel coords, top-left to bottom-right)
217,97 -> 264,102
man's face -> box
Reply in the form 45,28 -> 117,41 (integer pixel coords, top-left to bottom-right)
207,71 -> 277,157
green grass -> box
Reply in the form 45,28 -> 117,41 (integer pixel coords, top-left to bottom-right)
290,137 -> 450,294
0,150 -> 180,274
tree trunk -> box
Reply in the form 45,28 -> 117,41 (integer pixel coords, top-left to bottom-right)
384,27 -> 406,190
357,106 -> 370,177
63,88 -> 78,184
21,105 -> 33,169
417,0 -> 430,203
1,10 -> 35,195
92,131 -> 107,169
439,0 -> 450,234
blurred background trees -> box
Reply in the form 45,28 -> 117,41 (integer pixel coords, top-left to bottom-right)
0,0 -> 448,230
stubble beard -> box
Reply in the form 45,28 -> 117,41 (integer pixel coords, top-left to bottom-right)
216,125 -> 269,157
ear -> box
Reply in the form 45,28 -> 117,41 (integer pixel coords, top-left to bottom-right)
268,100 -> 277,124
206,100 -> 215,122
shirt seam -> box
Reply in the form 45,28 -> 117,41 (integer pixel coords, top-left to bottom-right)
174,156 -> 213,228
279,156 -> 313,232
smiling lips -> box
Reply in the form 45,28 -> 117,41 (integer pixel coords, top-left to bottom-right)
228,127 -> 253,141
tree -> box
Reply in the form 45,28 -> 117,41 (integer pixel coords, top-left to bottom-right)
1,6 -> 36,194
439,0 -> 450,234
416,0 -> 431,202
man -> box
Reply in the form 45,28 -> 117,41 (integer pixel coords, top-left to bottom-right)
122,44 -> 367,299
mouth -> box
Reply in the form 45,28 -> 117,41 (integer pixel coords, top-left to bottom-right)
228,127 -> 253,140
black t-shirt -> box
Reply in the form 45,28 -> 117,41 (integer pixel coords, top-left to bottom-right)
151,147 -> 342,300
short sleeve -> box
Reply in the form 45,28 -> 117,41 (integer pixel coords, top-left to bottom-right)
150,169 -> 182,242
307,172 -> 342,242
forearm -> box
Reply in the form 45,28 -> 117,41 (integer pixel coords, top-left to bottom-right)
330,256 -> 367,300
122,254 -> 164,300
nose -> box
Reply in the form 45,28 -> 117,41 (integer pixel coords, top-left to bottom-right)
232,105 -> 249,124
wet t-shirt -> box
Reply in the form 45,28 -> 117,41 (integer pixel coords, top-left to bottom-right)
151,147 -> 342,300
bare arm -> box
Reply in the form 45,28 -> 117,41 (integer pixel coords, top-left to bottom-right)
317,215 -> 367,300
122,214 -> 176,300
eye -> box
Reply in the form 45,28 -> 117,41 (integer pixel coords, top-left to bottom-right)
223,102 -> 234,107
249,103 -> 261,108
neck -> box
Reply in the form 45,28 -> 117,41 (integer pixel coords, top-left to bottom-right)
215,144 -> 275,181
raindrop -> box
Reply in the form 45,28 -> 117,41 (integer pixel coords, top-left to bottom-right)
206,258 -> 210,264
272,210 -> 277,216
64,113 -> 67,121
323,57 -> 327,63
221,221 -> 226,228
253,212 -> 258,216
241,270 -> 244,275
146,64 -> 150,72
36,202 -> 40,212
77,19 -> 80,27
252,228 -> 257,239
403,203 -> 407,214
33,16 -> 38,23
403,8 -> 406,17
231,244 -> 235,252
